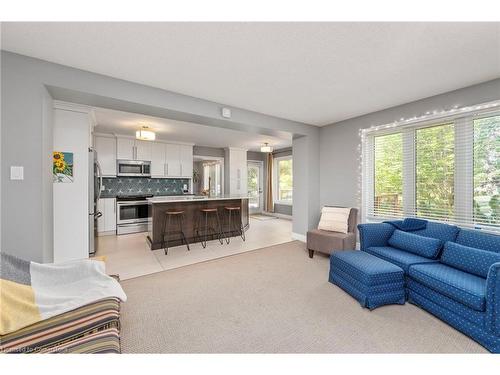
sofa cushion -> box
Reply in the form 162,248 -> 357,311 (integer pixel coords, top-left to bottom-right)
410,221 -> 460,243
366,246 -> 438,272
455,229 -> 500,253
409,263 -> 487,311
441,241 -> 500,278
388,230 -> 442,258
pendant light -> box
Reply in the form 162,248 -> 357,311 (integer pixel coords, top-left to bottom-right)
260,143 -> 273,153
136,125 -> 156,141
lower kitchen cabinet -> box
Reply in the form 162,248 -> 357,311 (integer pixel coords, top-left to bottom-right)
97,197 -> 116,234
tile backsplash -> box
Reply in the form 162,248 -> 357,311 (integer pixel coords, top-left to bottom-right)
101,177 -> 190,198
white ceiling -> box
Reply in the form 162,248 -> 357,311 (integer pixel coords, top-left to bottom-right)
2,22 -> 500,125
93,107 -> 292,151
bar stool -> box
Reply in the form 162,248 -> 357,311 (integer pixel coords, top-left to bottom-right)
162,210 -> 190,255
195,208 -> 224,248
223,206 -> 245,244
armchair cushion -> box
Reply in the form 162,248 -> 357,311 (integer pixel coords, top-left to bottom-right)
318,206 -> 350,233
441,242 -> 500,278
388,229 -> 442,258
409,263 -> 487,312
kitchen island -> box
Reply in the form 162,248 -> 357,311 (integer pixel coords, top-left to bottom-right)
146,195 -> 249,250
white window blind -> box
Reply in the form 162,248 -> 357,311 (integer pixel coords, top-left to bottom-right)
362,104 -> 499,233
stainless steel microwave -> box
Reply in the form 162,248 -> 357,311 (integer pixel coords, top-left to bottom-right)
117,159 -> 151,177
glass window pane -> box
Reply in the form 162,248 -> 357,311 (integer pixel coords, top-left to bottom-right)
278,158 -> 293,202
374,133 -> 403,216
416,123 -> 455,220
474,115 -> 500,227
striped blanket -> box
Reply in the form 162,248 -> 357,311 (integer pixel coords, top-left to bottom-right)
1,298 -> 122,353
0,252 -> 127,336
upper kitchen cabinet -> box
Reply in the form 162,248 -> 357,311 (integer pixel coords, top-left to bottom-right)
165,143 -> 181,177
179,144 -> 193,178
94,135 -> 117,176
151,142 -> 167,177
116,137 -> 152,161
116,137 -> 135,160
135,140 -> 152,161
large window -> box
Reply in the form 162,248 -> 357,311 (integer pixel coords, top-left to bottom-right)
374,133 -> 403,216
364,107 -> 500,232
416,123 -> 455,220
274,156 -> 293,204
474,115 -> 500,227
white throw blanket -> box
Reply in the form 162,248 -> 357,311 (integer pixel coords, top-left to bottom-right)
318,206 -> 351,233
1,252 -> 127,335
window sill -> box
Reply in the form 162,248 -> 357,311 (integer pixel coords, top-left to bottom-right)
274,201 -> 293,206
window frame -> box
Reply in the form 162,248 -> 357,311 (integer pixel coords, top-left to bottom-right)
273,155 -> 293,206
361,103 -> 500,233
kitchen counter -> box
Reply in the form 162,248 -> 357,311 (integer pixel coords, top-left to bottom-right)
146,196 -> 249,250
147,194 -> 250,203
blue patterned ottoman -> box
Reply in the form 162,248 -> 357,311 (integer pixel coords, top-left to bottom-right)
329,250 -> 406,310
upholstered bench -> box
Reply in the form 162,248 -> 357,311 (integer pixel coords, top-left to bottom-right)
329,250 -> 406,310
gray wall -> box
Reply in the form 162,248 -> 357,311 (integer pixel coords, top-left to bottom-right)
1,55 -> 55,262
293,134 -> 320,235
193,145 -> 225,158
1,51 -> 319,260
319,78 -> 500,216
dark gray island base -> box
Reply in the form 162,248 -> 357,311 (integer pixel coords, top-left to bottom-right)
146,197 -> 249,250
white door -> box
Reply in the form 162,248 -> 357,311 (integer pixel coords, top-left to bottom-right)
165,143 -> 181,176
247,161 -> 264,214
135,140 -> 152,161
151,142 -> 166,177
116,138 -> 135,160
94,135 -> 116,176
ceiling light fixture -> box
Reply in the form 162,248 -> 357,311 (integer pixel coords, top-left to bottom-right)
136,125 -> 156,141
260,143 -> 273,153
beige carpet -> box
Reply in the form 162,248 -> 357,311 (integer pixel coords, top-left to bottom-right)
120,241 -> 487,353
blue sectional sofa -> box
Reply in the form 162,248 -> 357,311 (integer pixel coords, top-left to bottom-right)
357,221 -> 500,353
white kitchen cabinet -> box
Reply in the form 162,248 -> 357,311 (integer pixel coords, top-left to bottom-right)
180,144 -> 193,178
116,137 -> 135,160
165,143 -> 181,177
135,140 -> 152,161
117,137 -> 152,161
97,197 -> 116,233
151,142 -> 166,177
94,135 -> 116,176
225,148 -> 248,195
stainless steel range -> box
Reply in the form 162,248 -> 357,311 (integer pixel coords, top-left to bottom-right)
116,195 -> 153,235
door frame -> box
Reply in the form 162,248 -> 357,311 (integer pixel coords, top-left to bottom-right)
193,155 -> 224,195
247,160 -> 264,214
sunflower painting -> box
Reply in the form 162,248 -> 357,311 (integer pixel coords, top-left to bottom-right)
53,151 -> 74,183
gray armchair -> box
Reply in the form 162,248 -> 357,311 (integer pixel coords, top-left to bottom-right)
306,207 -> 358,258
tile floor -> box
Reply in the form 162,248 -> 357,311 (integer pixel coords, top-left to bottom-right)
96,217 -> 293,280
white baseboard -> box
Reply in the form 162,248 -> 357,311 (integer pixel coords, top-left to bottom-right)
291,232 -> 306,242
272,213 -> 293,220
259,212 -> 292,220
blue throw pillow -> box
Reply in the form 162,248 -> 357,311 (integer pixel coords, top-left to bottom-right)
441,241 -> 500,278
388,229 -> 442,258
